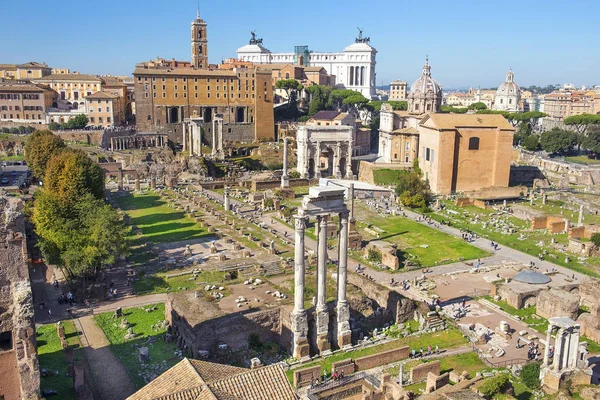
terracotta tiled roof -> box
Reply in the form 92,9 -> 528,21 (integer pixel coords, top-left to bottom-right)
187,360 -> 247,383
311,110 -> 340,120
208,364 -> 296,400
16,62 -> 50,69
421,113 -> 514,130
85,91 -> 118,100
101,77 -> 127,87
392,127 -> 419,134
127,359 -> 206,400
128,359 -> 297,400
133,68 -> 238,77
0,83 -> 47,93
34,73 -> 103,82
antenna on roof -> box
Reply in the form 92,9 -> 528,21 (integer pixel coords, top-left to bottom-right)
197,0 -> 200,18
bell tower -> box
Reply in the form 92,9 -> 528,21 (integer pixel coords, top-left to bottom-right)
191,11 -> 208,69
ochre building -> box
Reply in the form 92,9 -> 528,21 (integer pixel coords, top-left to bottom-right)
0,82 -> 53,123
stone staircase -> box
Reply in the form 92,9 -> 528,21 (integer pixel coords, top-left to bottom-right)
426,314 -> 447,332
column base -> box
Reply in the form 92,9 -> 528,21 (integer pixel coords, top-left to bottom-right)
281,176 -> 290,188
337,300 -> 351,348
317,333 -> 331,353
316,307 -> 330,353
293,338 -> 310,360
338,330 -> 352,348
291,309 -> 309,360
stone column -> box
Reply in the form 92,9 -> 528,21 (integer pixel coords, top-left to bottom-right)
337,211 -> 351,348
333,142 -> 342,178
134,176 -> 140,192
553,328 -> 565,372
182,122 -> 187,152
217,119 -> 224,159
211,119 -> 217,156
345,140 -> 353,179
117,168 -> 123,191
314,141 -> 322,179
150,177 -> 156,190
316,214 -> 330,353
544,326 -> 553,366
569,325 -> 580,369
349,183 -> 355,222
281,137 -> 290,188
578,205 -> 584,226
292,211 -> 309,359
224,186 -> 230,211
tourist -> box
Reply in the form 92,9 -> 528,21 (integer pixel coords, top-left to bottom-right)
516,338 -> 521,348
47,308 -> 52,317
427,345 -> 432,356
411,348 -> 416,358
435,345 -> 439,354
419,348 -> 424,357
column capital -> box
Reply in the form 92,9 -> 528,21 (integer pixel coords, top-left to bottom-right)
318,215 -> 328,227
294,214 -> 307,230
339,210 -> 350,222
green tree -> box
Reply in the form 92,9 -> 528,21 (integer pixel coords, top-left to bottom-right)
442,106 -> 468,113
387,101 -> 408,111
305,85 -> 332,116
48,122 -> 60,131
581,127 -> 600,157
468,102 -> 487,110
520,362 -> 541,389
479,374 -> 511,397
564,114 -> 600,135
591,233 -> 600,247
275,79 -> 303,107
44,149 -> 105,204
522,134 -> 540,151
540,128 -> 578,155
394,161 -> 431,209
24,130 -> 66,179
65,114 -> 88,130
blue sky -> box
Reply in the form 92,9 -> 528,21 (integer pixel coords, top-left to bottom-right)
3,0 -> 599,89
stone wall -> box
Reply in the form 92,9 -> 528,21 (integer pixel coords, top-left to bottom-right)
536,289 -> 579,320
0,121 -> 48,130
347,273 -> 415,323
497,284 -> 543,309
54,129 -> 105,146
331,359 -> 356,376
455,198 -> 488,209
531,216 -> 568,233
426,371 -> 450,393
165,292 -> 284,359
354,346 -> 410,371
569,224 -> 600,240
509,165 -> 547,186
0,197 -> 40,400
293,365 -> 322,388
459,185 -> 526,200
251,178 -> 309,191
410,360 -> 440,383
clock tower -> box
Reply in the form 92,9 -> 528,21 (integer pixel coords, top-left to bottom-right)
191,11 -> 208,69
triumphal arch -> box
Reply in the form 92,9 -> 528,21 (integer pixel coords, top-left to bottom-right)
292,186 -> 351,359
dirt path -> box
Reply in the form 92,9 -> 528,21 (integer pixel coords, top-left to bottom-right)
77,315 -> 137,400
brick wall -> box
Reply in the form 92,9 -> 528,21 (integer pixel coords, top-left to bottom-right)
251,178 -> 309,191
54,129 -> 105,146
331,359 -> 356,376
354,346 -> 409,371
426,371 -> 449,393
294,365 -> 322,387
410,360 -> 440,383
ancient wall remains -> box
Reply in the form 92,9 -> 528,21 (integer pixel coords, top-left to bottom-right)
426,371 -> 450,393
293,365 -> 322,388
0,197 -> 40,400
536,289 -> 579,320
459,185 -> 526,200
531,216 -> 568,233
251,178 -> 309,191
55,129 -> 105,146
410,360 -> 440,383
354,346 -> 410,371
497,284 -> 543,309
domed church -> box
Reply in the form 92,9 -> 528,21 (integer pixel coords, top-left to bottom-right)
407,57 -> 443,114
493,69 -> 521,112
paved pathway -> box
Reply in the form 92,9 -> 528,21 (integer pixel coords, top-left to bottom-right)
77,315 -> 137,400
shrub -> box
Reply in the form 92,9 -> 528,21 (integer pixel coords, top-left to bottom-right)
591,233 -> 600,248
48,122 -> 60,131
479,373 -> 510,397
289,171 -> 301,179
248,333 -> 262,351
522,134 -> 540,151
0,127 -> 9,133
367,248 -> 382,262
9,127 -> 19,134
521,361 -> 541,389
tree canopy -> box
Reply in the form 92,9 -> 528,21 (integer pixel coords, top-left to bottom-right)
581,126 -> 600,157
564,114 -> 600,135
522,134 -> 540,151
44,148 -> 105,206
275,79 -> 303,107
468,102 -> 487,110
24,130 -> 66,179
540,128 -> 578,155
395,159 -> 431,209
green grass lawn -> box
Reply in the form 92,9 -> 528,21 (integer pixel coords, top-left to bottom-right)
94,303 -> 182,389
385,351 -> 487,379
0,154 -> 24,161
37,320 -> 82,400
564,155 -> 600,165
513,199 -> 600,226
430,201 -> 600,278
133,268 -> 241,295
357,213 -> 490,267
115,192 -> 212,243
287,326 -> 468,383
372,169 -> 407,186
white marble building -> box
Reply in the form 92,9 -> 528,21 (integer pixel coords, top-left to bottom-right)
236,31 -> 377,99
493,69 -> 521,112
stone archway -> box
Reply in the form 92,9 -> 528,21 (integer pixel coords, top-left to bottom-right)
339,157 -> 347,178
522,295 -> 537,308
324,148 -> 334,177
308,158 -> 315,178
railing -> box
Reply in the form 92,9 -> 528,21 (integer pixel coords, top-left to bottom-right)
306,371 -> 370,398
471,288 -> 491,298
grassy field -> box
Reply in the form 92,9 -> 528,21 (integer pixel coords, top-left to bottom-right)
115,192 -> 212,243
94,303 -> 181,389
356,213 -> 490,268
564,155 -> 600,165
0,154 -> 25,161
37,320 -> 82,400
513,199 -> 600,225
133,268 -> 240,295
287,326 -> 468,383
385,351 -> 487,378
372,169 -> 406,186
430,201 -> 600,278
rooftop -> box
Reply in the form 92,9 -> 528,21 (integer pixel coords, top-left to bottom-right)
34,73 -> 103,82
85,91 -> 119,100
127,358 -> 296,400
0,83 -> 47,93
421,113 -> 514,130
311,110 -> 341,121
513,270 -> 551,285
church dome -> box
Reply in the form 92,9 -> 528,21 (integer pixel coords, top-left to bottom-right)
496,70 -> 520,97
408,58 -> 442,99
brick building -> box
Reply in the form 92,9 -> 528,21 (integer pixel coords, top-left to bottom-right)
0,82 -> 53,124
133,12 -> 274,143
85,91 -> 125,127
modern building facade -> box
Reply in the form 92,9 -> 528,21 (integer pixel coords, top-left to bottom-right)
389,80 -> 407,101
85,91 -> 124,127
0,82 -> 53,123
236,31 -> 377,99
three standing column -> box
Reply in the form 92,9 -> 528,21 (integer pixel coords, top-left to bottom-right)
337,211 -> 351,347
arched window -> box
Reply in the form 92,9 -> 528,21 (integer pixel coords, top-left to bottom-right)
198,45 -> 202,54
509,99 -> 512,104
285,72 -> 290,79
468,137 -> 480,150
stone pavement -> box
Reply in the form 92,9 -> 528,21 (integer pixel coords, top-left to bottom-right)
76,315 -> 137,400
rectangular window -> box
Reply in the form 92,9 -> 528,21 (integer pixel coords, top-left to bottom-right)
162,85 -> 166,90
107,117 -> 111,123
90,117 -> 94,122
145,93 -> 148,98
183,78 -> 187,82
195,93 -> 198,98
174,85 -> 178,90
184,93 -> 187,98
162,77 -> 166,82
194,86 -> 198,91
174,77 -> 178,82
425,148 -> 431,161
175,93 -> 178,98
163,93 -> 166,98
207,86 -> 210,91
216,93 -> 220,99
183,86 -> 187,91
207,93 -> 210,98
153,93 -> 157,98
216,86 -> 219,91
194,78 -> 198,82
207,78 -> 210,82
106,107 -> 109,112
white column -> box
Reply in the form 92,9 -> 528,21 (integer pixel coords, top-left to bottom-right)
553,328 -> 565,372
293,212 -> 306,313
182,122 -> 187,152
316,215 -> 328,310
544,326 -> 553,366
569,326 -> 581,369
314,141 -> 321,179
334,142 -> 342,178
345,141 -> 353,178
338,212 -> 349,303
281,137 -> 290,188
211,119 -> 217,156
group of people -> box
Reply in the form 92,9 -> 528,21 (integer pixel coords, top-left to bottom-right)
58,292 -> 76,306
410,345 -> 439,359
307,370 -> 346,389
490,241 -> 500,251
460,231 -> 476,243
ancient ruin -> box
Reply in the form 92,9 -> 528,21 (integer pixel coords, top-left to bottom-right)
292,186 -> 351,358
